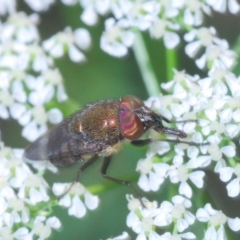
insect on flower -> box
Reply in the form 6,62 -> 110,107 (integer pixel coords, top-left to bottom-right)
24,95 -> 205,198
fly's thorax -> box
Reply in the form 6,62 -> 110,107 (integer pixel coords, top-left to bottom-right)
80,99 -> 124,145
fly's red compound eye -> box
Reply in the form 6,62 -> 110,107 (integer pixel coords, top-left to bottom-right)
120,95 -> 144,110
119,95 -> 145,140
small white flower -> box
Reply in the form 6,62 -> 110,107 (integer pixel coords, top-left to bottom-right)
196,203 -> 240,238
126,195 -> 161,240
154,195 -> 195,232
168,155 -> 205,198
1,12 -> 39,43
100,18 -> 134,57
206,0 -> 240,14
123,0 -> 160,31
149,18 -> 180,49
7,198 -> 30,224
33,216 -> 61,239
136,156 -> 169,192
184,27 -> 236,70
0,226 -> 30,240
219,164 -> 240,197
52,182 -> 99,218
80,0 -> 111,25
18,175 -> 49,205
43,27 -> 91,62
183,0 -> 211,26
0,0 -> 16,16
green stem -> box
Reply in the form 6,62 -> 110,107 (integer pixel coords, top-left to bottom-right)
132,31 -> 161,96
166,48 -> 178,80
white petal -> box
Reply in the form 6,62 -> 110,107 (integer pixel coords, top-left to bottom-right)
163,32 -> 180,49
46,216 -> 61,229
29,188 -> 42,204
185,41 -> 201,58
228,217 -> 240,231
225,124 -> 240,138
84,192 -> 99,210
185,210 -> 196,225
68,195 -> 86,218
52,183 -> 68,196
81,6 -> 98,26
48,108 -> 63,124
138,174 -> 150,192
69,45 -> 85,62
74,28 -> 91,49
221,145 -> 236,158
228,0 -> 240,14
179,182 -> 192,198
189,171 -> 205,188
219,167 -> 234,182
126,211 -> 140,229
58,194 -> 71,207
179,232 -> 196,239
177,218 -> 188,232
149,231 -> 161,240
149,171 -> 164,191
205,226 -> 217,240
121,31 -> 134,47
50,43 -> 64,58
205,108 -> 217,121
226,178 -> 240,197
136,232 -> 147,240
196,208 -> 209,222
13,227 -> 29,239
197,155 -> 212,167
9,103 -> 26,119
0,198 -> 8,215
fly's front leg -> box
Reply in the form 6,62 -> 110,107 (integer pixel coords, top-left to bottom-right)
101,156 -> 145,207
131,139 -> 208,147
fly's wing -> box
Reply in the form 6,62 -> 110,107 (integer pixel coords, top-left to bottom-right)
23,112 -> 100,166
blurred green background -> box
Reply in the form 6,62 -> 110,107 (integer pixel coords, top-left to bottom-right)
2,1 -> 240,239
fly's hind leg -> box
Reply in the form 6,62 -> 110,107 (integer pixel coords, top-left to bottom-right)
101,155 -> 145,207
57,155 -> 98,199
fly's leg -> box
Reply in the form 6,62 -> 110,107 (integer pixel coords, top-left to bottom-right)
101,156 -> 145,207
131,138 -> 208,147
57,155 -> 98,200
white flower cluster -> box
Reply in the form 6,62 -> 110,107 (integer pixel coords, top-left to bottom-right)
0,12 -> 68,142
17,0 -> 239,60
0,145 -> 99,239
0,3 -> 92,142
125,195 -> 240,240
49,0 -> 238,60
0,145 -> 60,239
130,65 -> 240,239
